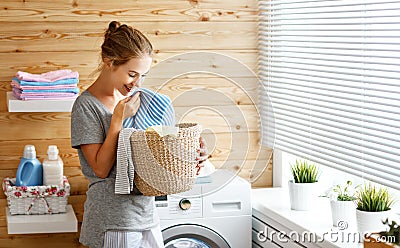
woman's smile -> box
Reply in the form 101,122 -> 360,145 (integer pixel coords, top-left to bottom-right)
124,84 -> 132,93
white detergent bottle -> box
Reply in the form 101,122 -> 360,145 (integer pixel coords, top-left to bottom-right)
42,145 -> 64,186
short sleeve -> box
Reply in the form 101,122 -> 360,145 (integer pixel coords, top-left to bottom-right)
71,97 -> 105,149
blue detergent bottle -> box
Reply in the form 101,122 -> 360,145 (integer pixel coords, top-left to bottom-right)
16,145 -> 43,186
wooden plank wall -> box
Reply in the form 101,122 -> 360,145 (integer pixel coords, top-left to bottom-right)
0,0 -> 272,247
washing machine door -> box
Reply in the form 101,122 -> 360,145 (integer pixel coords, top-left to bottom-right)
162,224 -> 230,248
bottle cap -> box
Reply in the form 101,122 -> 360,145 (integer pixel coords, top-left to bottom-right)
47,145 -> 59,160
23,145 -> 37,159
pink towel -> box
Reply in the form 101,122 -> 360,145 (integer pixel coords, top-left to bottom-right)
12,91 -> 78,101
12,88 -> 77,98
16,69 -> 79,82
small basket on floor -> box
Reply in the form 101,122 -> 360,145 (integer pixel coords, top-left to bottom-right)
130,123 -> 201,196
2,176 -> 70,215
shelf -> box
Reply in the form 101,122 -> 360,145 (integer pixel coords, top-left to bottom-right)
6,204 -> 78,234
6,91 -> 75,112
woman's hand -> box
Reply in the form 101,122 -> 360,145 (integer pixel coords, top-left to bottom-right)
113,92 -> 141,121
123,92 -> 141,119
196,136 -> 209,175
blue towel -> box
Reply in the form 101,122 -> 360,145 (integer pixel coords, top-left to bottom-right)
123,88 -> 175,129
12,77 -> 79,86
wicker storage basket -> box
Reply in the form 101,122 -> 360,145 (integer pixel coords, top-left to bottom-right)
2,176 -> 70,215
130,123 -> 201,196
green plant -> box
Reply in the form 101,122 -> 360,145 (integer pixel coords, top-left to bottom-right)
379,218 -> 399,245
290,159 -> 320,183
356,183 -> 395,212
332,180 -> 357,201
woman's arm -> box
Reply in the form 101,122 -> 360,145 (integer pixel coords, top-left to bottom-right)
80,116 -> 122,178
81,94 -> 140,178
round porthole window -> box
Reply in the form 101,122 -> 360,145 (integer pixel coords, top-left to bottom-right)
165,237 -> 210,248
162,224 -> 230,248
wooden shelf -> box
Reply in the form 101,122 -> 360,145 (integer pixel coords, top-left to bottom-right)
6,92 -> 75,112
6,205 -> 78,234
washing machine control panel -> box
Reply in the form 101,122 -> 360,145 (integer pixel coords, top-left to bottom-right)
156,187 -> 202,220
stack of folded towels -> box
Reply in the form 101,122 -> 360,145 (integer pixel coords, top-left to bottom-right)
11,69 -> 79,100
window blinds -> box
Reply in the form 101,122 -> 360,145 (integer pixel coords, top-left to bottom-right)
258,0 -> 400,190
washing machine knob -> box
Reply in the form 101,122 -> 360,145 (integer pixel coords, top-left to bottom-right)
179,198 -> 191,210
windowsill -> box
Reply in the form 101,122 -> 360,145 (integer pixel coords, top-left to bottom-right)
273,149 -> 400,213
252,187 -> 364,248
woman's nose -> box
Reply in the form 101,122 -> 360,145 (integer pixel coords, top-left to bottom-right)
134,76 -> 145,87
133,79 -> 141,87
129,77 -> 139,87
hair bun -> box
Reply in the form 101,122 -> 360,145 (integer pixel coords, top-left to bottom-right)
105,21 -> 121,40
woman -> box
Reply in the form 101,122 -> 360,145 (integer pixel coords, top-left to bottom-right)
71,21 -> 208,248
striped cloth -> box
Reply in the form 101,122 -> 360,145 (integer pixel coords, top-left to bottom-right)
115,88 -> 175,194
123,88 -> 175,130
115,128 -> 136,194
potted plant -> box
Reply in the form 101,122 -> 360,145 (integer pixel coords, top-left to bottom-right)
364,219 -> 400,248
288,159 -> 321,211
356,183 -> 396,235
329,180 -> 357,229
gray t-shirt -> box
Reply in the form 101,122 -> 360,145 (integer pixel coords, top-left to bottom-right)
71,91 -> 158,248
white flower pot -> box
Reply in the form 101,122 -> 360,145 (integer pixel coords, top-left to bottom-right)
356,209 -> 393,235
288,180 -> 318,211
330,200 -> 357,229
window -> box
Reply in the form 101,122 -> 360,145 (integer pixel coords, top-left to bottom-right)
258,0 -> 400,190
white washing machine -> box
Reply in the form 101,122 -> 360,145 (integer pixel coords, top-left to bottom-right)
156,169 -> 252,248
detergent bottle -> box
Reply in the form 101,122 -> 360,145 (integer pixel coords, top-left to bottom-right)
42,145 -> 64,186
15,145 -> 43,186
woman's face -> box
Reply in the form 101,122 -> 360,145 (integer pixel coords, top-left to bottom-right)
111,55 -> 152,96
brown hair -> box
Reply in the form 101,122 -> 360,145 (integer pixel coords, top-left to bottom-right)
101,21 -> 153,67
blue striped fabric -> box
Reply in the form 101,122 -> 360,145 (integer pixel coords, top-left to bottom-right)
123,88 -> 175,129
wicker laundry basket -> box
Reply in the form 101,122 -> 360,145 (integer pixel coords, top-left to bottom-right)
130,123 -> 201,196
